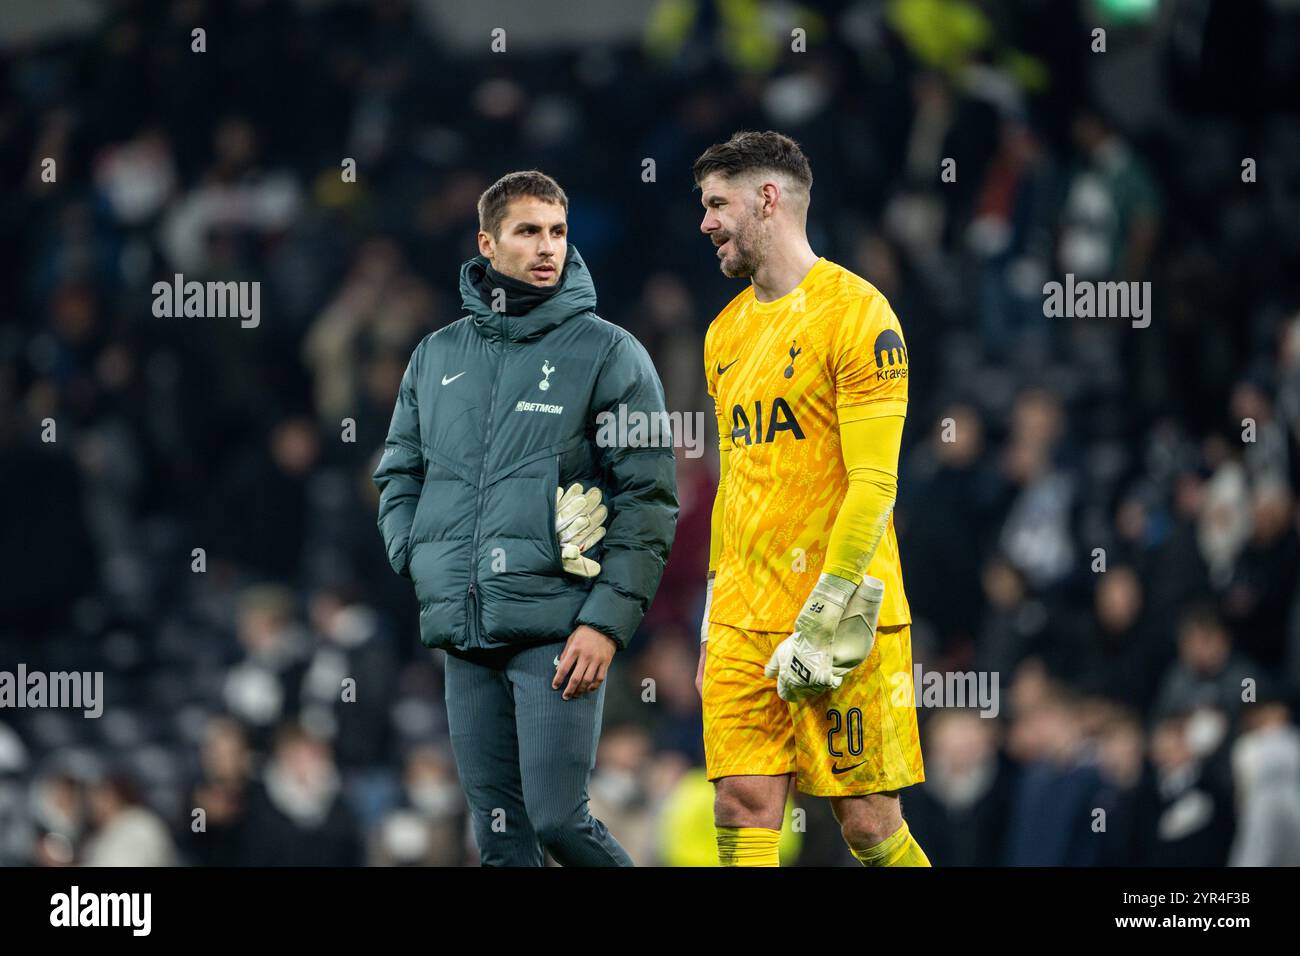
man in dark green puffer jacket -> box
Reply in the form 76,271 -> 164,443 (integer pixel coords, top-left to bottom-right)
373,170 -> 678,866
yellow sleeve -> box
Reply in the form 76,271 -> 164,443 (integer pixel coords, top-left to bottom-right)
821,412 -> 903,583
821,288 -> 908,582
831,292 -> 908,423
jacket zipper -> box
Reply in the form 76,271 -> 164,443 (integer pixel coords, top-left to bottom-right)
466,314 -> 508,644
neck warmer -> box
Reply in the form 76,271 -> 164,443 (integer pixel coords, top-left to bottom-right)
477,262 -> 563,316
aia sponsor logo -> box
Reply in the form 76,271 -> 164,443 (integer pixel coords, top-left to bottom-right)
729,397 -> 805,445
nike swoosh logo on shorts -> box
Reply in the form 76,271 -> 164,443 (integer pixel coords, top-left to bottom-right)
831,761 -> 866,775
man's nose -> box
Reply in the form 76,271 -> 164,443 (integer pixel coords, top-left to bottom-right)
700,214 -> 717,234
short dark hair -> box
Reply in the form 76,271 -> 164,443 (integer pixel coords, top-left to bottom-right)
692,130 -> 813,191
1179,602 -> 1224,635
477,170 -> 568,239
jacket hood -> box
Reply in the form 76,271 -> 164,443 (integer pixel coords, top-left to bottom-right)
461,245 -> 598,343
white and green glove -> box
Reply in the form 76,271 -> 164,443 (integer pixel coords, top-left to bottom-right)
765,573 -> 885,702
555,483 -> 608,578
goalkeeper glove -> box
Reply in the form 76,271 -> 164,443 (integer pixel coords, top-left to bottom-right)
555,483 -> 607,577
831,574 -> 884,677
765,573 -> 885,702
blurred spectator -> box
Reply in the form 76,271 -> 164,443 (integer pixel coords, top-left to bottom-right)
1153,604 -> 1257,721
1133,712 -> 1235,866
1003,689 -> 1107,865
1059,111 -> 1159,283
82,772 -> 177,866
588,724 -> 659,866
997,389 -> 1076,592
1197,442 -> 1252,587
1068,565 -> 1173,712
1221,480 -> 1299,670
1092,707 -> 1146,865
904,711 -> 1014,866
1227,694 -> 1300,866
967,118 -> 1055,352
373,744 -> 468,867
205,417 -> 321,583
901,404 -> 1003,656
300,585 -> 399,826
239,723 -> 362,867
29,771 -> 85,868
975,555 -> 1047,684
588,723 -> 693,866
185,715 -> 257,867
222,585 -> 311,739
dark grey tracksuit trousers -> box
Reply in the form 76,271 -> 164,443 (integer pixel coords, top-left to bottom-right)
444,641 -> 632,867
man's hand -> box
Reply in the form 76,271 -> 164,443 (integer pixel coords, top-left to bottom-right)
765,574 -> 886,702
556,483 -> 608,577
552,624 -> 617,700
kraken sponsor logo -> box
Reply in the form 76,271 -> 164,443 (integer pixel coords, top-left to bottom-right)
873,329 -> 908,382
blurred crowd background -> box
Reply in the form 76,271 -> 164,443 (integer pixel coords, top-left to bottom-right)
2,0 -> 1299,867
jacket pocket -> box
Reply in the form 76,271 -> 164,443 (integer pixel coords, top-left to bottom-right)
407,483 -> 431,553
395,539 -> 412,578
545,454 -> 562,570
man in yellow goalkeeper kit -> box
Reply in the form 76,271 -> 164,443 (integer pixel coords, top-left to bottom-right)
692,131 -> 929,867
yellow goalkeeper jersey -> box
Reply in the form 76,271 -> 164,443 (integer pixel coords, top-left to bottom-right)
705,256 -> 912,633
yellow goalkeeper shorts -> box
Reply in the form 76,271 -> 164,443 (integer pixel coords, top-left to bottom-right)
702,621 -> 925,797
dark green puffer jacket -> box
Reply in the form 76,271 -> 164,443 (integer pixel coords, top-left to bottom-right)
373,247 -> 678,652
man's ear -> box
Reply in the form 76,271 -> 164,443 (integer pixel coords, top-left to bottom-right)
477,231 -> 494,260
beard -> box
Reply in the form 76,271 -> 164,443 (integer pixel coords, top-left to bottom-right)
716,219 -> 766,278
